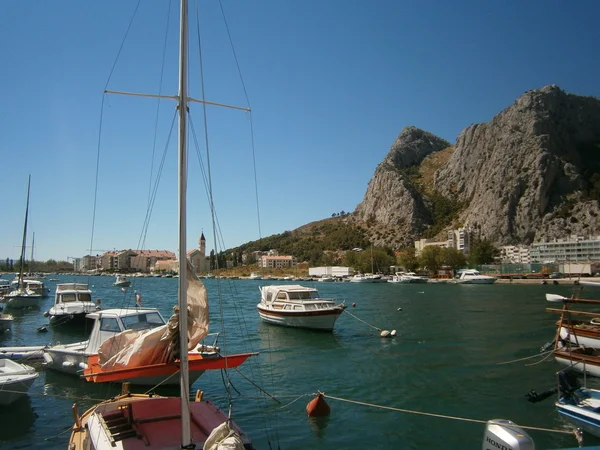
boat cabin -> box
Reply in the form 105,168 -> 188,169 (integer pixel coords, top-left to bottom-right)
85,308 -> 167,354
55,283 -> 93,306
260,285 -> 339,311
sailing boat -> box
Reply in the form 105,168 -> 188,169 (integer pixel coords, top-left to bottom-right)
4,175 -> 42,309
69,2 -> 256,448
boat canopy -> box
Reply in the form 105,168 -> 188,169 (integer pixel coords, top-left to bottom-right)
96,260 -> 209,371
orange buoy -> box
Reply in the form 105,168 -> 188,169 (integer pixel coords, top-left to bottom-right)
306,392 -> 330,417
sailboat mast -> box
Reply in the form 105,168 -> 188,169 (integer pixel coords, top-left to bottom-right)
18,175 -> 31,286
178,0 -> 191,445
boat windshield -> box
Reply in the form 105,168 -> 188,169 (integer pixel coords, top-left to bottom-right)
121,312 -> 165,331
287,291 -> 316,300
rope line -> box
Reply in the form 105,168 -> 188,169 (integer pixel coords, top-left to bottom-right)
342,309 -> 382,332
322,394 -> 573,435
497,350 -> 553,365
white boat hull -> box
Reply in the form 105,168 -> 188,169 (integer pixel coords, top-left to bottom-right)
5,293 -> 42,309
0,346 -> 47,362
257,307 -> 343,331
554,354 -> 600,377
0,316 -> 12,333
0,359 -> 38,405
556,388 -> 600,439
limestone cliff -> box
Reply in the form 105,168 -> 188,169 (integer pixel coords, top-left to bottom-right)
354,86 -> 600,248
353,126 -> 451,247
434,85 -> 600,244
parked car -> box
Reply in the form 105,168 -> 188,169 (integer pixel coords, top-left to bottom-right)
550,272 -> 563,279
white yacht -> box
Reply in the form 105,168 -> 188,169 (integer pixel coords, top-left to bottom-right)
350,273 -> 382,283
389,272 -> 429,283
454,269 -> 496,284
249,272 -> 263,280
0,359 -> 38,405
257,284 -> 346,331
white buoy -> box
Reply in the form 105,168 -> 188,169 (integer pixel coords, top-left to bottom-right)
397,307 -> 402,311
390,330 -> 397,336
380,330 -> 391,338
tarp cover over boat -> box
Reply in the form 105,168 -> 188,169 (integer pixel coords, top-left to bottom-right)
97,260 -> 209,371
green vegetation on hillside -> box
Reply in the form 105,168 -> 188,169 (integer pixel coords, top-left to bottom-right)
230,219 -> 370,265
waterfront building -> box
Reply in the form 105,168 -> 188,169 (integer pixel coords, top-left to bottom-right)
258,254 -> 296,269
500,245 -> 532,264
414,238 -> 447,256
308,266 -> 354,278
530,235 -> 600,263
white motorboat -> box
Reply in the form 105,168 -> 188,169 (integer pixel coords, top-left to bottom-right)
249,272 -> 263,280
44,283 -> 100,327
388,272 -> 429,283
44,308 -> 173,379
0,346 -> 47,362
113,274 -> 131,287
0,358 -> 38,405
350,273 -> 382,283
43,307 -> 226,386
453,269 -> 496,284
257,284 -> 346,331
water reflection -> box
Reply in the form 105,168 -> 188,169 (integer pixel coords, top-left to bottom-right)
0,396 -> 37,441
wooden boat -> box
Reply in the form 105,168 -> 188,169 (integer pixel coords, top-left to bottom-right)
257,284 -> 346,331
68,1 -> 257,447
546,294 -> 600,349
0,358 -> 38,405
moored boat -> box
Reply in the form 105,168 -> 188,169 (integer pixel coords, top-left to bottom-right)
44,282 -> 99,327
453,269 -> 496,284
257,284 -> 346,331
0,358 -> 38,405
113,274 -> 131,287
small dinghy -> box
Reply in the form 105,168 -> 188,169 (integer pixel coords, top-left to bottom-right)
0,358 -> 38,405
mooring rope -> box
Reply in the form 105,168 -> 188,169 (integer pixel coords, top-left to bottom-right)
322,394 -> 573,435
497,349 -> 553,365
342,309 -> 382,332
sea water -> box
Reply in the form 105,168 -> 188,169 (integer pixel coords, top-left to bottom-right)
0,275 -> 596,449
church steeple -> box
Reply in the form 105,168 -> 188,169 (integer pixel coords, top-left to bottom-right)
199,232 -> 206,255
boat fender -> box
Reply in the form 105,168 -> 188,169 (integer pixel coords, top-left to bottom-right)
306,392 -> 330,417
42,352 -> 53,364
62,361 -> 75,368
591,318 -> 600,325
43,311 -> 49,317
79,362 -> 88,370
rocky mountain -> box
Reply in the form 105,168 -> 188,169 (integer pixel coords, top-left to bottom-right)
353,85 -> 600,248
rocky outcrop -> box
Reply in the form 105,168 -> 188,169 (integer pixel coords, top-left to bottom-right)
434,85 -> 600,244
353,86 -> 600,249
353,126 -> 451,247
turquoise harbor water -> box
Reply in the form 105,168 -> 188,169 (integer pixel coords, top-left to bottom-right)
0,275 -> 598,449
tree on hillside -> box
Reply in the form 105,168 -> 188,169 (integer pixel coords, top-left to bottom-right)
440,247 -> 466,275
419,246 -> 443,276
396,248 -> 419,272
468,239 -> 500,265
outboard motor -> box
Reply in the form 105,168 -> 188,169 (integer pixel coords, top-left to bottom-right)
482,419 -> 534,450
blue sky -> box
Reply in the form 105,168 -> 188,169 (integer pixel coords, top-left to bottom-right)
2,0 -> 599,263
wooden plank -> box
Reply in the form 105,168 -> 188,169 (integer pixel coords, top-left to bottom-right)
546,308 -> 600,318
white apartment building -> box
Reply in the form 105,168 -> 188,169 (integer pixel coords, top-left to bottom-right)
500,245 -> 532,264
258,254 -> 295,269
414,227 -> 471,256
530,235 -> 600,263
